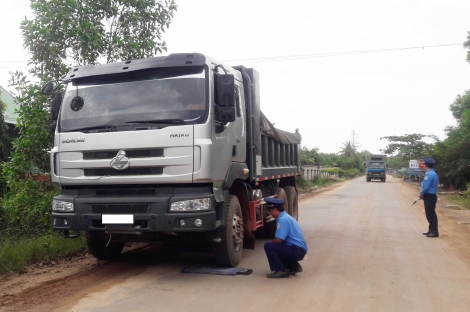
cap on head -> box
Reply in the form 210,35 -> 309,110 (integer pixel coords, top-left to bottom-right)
264,197 -> 285,211
423,157 -> 436,168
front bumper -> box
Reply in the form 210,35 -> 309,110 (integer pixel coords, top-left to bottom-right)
368,172 -> 385,177
51,186 -> 217,233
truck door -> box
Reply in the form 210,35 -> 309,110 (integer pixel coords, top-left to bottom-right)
211,81 -> 246,182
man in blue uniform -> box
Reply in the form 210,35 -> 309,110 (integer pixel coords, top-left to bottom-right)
263,197 -> 308,278
420,157 -> 439,238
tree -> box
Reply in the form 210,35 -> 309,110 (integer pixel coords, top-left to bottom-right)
464,31 -> 470,64
338,141 -> 356,158
417,33 -> 470,189
380,134 -> 431,161
300,146 -> 321,166
449,89 -> 470,125
0,90 -> 9,162
427,90 -> 470,189
5,0 -> 178,180
387,156 -> 408,170
2,0 -> 178,235
21,0 -> 178,80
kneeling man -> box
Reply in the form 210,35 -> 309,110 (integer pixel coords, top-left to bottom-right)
264,197 -> 308,278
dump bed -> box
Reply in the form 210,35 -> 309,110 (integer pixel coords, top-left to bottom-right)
233,65 -> 301,182
255,112 -> 301,181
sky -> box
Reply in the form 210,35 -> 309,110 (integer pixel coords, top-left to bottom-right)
1,0 -> 470,154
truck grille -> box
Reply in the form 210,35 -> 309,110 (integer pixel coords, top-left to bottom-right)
83,149 -> 164,160
95,188 -> 157,196
91,204 -> 149,214
84,167 -> 163,176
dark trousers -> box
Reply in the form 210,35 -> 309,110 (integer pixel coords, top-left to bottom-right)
264,242 -> 306,272
423,193 -> 438,234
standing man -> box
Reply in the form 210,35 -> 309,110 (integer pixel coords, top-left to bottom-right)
420,157 -> 439,238
263,197 -> 308,278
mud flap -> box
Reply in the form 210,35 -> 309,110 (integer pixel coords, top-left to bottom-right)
244,236 -> 255,250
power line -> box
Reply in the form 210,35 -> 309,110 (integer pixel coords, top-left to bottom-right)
0,42 -> 463,66
222,43 -> 463,64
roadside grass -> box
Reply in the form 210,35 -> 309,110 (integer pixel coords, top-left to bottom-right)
444,194 -> 470,210
0,233 -> 86,276
297,176 -> 340,194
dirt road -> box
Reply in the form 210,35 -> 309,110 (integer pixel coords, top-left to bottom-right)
2,176 -> 470,312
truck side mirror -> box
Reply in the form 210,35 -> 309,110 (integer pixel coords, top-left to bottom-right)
50,92 -> 62,132
41,81 -> 56,96
214,73 -> 236,123
216,106 -> 236,123
214,73 -> 235,107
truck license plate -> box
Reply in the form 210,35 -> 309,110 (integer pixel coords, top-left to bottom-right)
102,215 -> 134,224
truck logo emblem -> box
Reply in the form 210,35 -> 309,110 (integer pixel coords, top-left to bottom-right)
110,150 -> 130,171
170,132 -> 190,138
62,137 -> 85,143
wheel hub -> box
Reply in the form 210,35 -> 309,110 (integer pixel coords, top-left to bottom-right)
232,211 -> 244,252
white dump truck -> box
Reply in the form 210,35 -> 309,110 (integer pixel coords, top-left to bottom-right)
43,53 -> 302,267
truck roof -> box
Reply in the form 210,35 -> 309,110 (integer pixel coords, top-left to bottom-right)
65,53 -> 207,81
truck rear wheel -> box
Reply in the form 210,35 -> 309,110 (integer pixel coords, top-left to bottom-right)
214,195 -> 244,267
283,186 -> 299,221
277,188 -> 289,214
86,231 -> 124,260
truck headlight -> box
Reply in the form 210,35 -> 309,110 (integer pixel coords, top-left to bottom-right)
52,200 -> 74,212
170,198 -> 211,212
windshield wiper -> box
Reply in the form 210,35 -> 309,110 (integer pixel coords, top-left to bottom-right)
126,118 -> 186,124
64,124 -> 116,133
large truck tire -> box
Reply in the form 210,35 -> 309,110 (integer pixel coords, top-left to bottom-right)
86,231 -> 124,260
214,195 -> 244,267
277,188 -> 289,214
283,186 -> 299,221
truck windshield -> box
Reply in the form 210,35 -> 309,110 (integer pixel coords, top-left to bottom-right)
368,162 -> 385,168
60,67 -> 207,132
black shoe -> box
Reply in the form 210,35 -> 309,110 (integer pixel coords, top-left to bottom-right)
422,232 -> 430,235
426,233 -> 439,238
267,271 -> 290,278
289,264 -> 303,275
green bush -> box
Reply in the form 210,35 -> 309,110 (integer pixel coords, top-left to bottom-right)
2,178 -> 59,237
0,163 -> 6,198
321,167 -> 360,178
313,177 -> 333,187
296,176 -> 334,193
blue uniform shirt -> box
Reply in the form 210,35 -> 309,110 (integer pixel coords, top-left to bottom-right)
275,211 -> 308,251
420,169 -> 439,196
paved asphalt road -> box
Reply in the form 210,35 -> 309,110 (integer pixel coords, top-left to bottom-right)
44,176 -> 470,311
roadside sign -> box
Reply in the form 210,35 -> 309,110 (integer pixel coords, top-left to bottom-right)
409,160 -> 419,168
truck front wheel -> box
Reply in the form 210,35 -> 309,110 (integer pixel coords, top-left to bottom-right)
214,195 -> 244,267
86,231 -> 124,260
